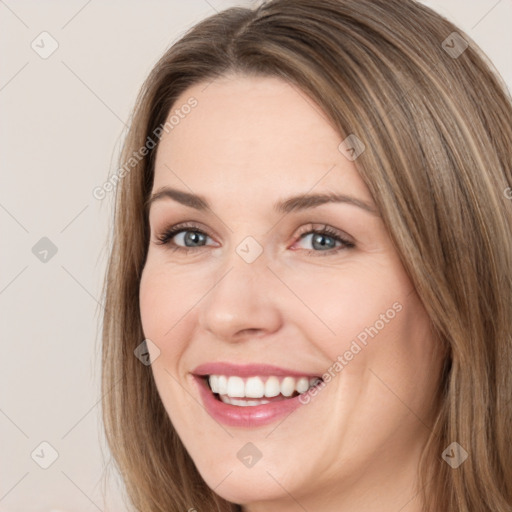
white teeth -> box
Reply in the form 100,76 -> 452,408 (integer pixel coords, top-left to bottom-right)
296,377 -> 309,393
245,376 -> 265,398
220,396 -> 271,406
264,376 -> 281,397
218,375 -> 228,395
280,376 -> 295,397
209,375 -> 219,393
310,377 -> 321,387
226,376 -> 245,397
207,374 -> 322,399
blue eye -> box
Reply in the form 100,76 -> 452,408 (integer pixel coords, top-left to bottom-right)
154,222 -> 355,256
299,232 -> 344,250
294,225 -> 355,256
155,224 -> 213,250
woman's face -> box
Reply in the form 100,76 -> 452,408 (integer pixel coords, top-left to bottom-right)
139,74 -> 443,510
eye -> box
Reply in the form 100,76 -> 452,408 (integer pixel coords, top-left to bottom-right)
292,224 -> 355,256
153,221 -> 355,256
154,222 -> 216,252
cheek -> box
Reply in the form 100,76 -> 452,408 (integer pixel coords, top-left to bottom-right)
139,266 -> 196,413
139,266 -> 187,373
280,259 -> 408,358
139,269 -> 166,339
139,263 -> 202,342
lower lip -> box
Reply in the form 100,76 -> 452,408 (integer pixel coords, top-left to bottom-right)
193,375 -> 310,428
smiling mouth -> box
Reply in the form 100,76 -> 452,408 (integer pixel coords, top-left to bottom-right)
203,374 -> 324,407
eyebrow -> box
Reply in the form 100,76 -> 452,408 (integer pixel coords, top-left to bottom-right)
146,186 -> 379,216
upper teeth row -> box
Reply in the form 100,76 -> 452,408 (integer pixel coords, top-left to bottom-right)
208,375 -> 321,398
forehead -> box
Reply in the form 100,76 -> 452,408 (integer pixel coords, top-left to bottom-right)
152,74 -> 369,202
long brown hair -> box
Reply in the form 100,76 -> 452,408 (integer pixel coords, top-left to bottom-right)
100,1 -> 512,510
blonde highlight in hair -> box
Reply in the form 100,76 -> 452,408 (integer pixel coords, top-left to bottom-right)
101,1 -> 512,510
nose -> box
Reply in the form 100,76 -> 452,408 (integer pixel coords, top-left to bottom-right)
198,248 -> 283,342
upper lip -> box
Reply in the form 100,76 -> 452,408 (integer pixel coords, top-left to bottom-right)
192,362 -> 322,378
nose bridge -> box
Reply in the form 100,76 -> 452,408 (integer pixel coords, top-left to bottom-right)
198,238 -> 282,340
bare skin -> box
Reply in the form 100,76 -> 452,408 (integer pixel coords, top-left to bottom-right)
139,73 -> 443,512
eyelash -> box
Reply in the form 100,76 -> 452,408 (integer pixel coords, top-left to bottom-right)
154,222 -> 355,256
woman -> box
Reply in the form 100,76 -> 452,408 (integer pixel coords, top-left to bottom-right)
100,0 -> 512,510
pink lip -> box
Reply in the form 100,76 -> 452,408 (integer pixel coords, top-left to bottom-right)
192,374 -> 314,428
191,363 -> 323,428
192,362 -> 321,378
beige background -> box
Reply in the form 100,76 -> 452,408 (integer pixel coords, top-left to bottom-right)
1,1 -> 510,511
